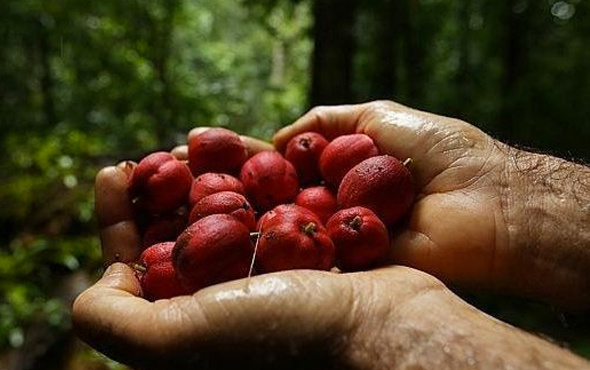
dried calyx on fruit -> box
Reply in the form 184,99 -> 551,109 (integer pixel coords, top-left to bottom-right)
284,132 -> 329,185
256,204 -> 334,273
327,207 -> 389,271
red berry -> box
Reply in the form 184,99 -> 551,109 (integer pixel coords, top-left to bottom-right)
189,172 -> 245,207
129,152 -> 193,214
189,191 -> 256,231
142,209 -> 188,248
137,242 -> 189,300
294,186 -> 337,225
284,132 -> 329,185
327,207 -> 389,271
256,204 -> 334,273
173,214 -> 253,292
240,151 -> 299,212
319,134 -> 379,187
338,155 -> 414,226
188,128 -> 248,176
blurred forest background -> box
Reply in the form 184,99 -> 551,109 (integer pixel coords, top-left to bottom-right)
1,0 -> 589,368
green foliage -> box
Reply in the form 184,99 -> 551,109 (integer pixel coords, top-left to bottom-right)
0,0 -> 311,363
1,0 -> 589,366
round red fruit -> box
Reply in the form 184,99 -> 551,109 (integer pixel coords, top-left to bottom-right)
128,152 -> 193,214
338,155 -> 414,226
240,151 -> 299,212
189,172 -> 245,207
256,204 -> 334,273
189,191 -> 256,231
142,209 -> 188,248
319,134 -> 379,187
294,186 -> 337,225
326,207 -> 389,271
284,132 -> 329,185
136,242 -> 188,301
173,214 -> 253,292
188,128 -> 248,176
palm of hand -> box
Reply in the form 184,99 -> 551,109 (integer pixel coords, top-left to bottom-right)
74,260 -> 441,369
275,101 -> 511,289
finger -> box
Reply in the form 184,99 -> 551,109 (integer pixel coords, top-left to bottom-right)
188,127 -> 274,158
239,135 -> 274,156
171,145 -> 188,160
187,127 -> 211,141
273,103 -> 373,152
95,165 -> 143,264
72,263 -> 156,366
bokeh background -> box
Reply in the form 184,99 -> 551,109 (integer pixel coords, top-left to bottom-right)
1,0 -> 589,368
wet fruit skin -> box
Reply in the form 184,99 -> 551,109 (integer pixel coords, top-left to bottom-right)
137,242 -> 189,301
319,134 -> 379,188
128,152 -> 193,214
188,172 -> 245,207
240,151 -> 300,212
326,207 -> 389,271
142,210 -> 188,248
284,132 -> 329,185
294,186 -> 337,225
338,155 -> 414,226
188,128 -> 248,177
256,204 -> 334,273
173,214 -> 253,292
189,191 -> 256,231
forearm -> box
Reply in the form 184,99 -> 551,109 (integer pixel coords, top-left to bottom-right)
500,148 -> 590,309
342,286 -> 590,370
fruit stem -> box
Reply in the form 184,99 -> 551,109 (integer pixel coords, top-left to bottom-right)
303,222 -> 317,236
130,263 -> 147,273
403,158 -> 413,167
350,215 -> 362,231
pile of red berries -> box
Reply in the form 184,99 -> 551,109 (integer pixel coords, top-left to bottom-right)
128,128 -> 414,300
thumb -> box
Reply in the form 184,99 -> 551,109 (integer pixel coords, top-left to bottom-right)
86,262 -> 142,295
273,103 -> 373,152
72,263 -> 156,364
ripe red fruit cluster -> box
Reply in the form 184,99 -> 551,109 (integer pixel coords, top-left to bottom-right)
127,127 -> 414,300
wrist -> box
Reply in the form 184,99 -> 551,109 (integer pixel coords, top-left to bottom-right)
500,147 -> 590,309
340,270 -> 590,369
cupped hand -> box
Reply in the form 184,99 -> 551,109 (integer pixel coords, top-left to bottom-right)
74,261 -> 450,369
275,101 -> 512,293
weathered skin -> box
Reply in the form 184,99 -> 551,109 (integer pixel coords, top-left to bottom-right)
76,103 -> 590,369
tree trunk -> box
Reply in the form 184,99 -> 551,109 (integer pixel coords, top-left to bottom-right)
37,19 -> 56,128
368,0 -> 400,100
403,0 -> 422,104
498,0 -> 524,141
310,0 -> 356,106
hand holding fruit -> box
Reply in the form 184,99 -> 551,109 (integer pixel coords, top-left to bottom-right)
74,101 -> 590,369
275,101 -> 590,309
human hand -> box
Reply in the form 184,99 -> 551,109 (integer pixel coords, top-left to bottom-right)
95,128 -> 274,265
274,101 -> 590,309
73,123 -> 590,369
74,263 -> 590,369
